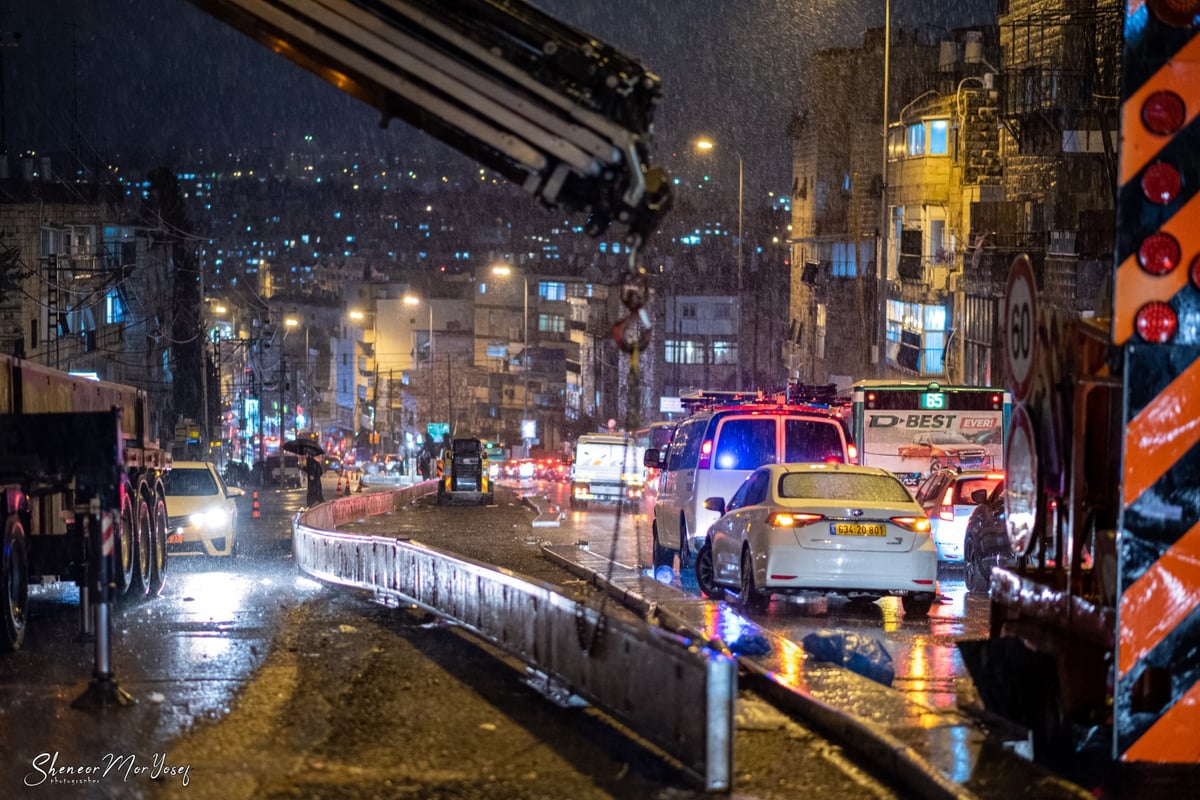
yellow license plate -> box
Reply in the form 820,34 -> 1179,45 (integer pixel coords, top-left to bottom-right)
832,523 -> 886,537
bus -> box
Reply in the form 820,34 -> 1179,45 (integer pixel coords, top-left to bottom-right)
849,380 -> 1010,486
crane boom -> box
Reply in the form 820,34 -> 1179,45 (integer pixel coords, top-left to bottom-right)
186,0 -> 673,245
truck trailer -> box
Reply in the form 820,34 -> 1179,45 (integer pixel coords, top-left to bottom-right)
0,354 -> 171,654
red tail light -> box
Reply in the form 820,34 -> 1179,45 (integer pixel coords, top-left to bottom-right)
847,443 -> 858,464
767,511 -> 824,527
938,486 -> 955,521
698,439 -> 714,469
892,516 -> 931,533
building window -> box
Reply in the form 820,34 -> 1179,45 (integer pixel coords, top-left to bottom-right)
905,119 -> 949,157
538,313 -> 566,333
105,288 -> 126,324
538,281 -> 566,301
885,299 -> 947,375
681,304 -> 698,319
712,341 -> 737,364
714,304 -> 732,319
906,123 -> 925,156
665,339 -> 704,364
815,304 -> 826,360
928,119 -> 949,154
831,242 -> 856,278
928,218 -> 947,263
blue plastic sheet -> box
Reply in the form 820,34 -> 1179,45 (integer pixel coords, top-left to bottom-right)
801,629 -> 895,686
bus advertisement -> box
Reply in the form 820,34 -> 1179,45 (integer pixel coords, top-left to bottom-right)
850,381 -> 1011,485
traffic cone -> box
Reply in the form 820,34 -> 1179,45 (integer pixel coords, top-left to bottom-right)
336,475 -> 344,497
356,472 -> 364,493
252,491 -> 261,519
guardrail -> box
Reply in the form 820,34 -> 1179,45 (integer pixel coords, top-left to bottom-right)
292,484 -> 736,791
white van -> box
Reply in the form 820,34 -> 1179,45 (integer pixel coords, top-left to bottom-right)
570,432 -> 644,509
644,403 -> 853,569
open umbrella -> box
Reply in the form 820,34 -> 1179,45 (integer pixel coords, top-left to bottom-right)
282,438 -> 324,458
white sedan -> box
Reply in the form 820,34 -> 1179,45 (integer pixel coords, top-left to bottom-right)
163,461 -> 244,557
695,463 -> 939,615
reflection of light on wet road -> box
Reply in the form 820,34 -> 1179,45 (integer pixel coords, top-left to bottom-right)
177,571 -> 254,659
771,636 -> 809,691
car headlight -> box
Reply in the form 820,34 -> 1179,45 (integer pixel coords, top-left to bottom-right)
189,508 -> 229,529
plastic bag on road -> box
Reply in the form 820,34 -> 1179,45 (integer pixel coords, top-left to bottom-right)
801,629 -> 895,686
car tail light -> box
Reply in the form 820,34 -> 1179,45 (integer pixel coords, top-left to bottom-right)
846,442 -> 858,464
892,515 -> 931,533
938,486 -> 955,521
767,511 -> 824,527
698,439 -> 714,469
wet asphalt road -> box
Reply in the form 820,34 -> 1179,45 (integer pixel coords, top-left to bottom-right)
0,476 -> 980,799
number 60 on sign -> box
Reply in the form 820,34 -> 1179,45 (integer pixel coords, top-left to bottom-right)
1005,255 -> 1037,402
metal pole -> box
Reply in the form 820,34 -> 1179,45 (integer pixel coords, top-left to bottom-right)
736,153 -> 744,391
876,0 -> 892,377
523,274 -> 529,457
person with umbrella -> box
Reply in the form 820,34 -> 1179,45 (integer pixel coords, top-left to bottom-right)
303,454 -> 325,505
283,438 -> 325,506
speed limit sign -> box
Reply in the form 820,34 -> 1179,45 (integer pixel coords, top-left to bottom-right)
1005,255 -> 1038,402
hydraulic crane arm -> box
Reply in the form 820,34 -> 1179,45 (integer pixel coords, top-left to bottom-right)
187,0 -> 673,245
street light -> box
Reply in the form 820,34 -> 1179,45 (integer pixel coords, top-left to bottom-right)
283,316 -> 306,438
403,295 -> 434,453
492,264 -> 529,457
877,0 -> 892,377
695,137 -> 744,390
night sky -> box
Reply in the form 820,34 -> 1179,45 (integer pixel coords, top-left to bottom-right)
2,0 -> 992,196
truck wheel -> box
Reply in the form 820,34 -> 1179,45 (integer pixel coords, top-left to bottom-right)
131,493 -> 153,597
116,487 -> 136,595
1,516 -> 29,652
149,493 -> 168,596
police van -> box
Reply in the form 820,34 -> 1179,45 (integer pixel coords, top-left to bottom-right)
644,394 -> 854,569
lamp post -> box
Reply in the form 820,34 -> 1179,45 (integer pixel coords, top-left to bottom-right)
877,0 -> 892,377
284,315 -> 312,437
695,137 -> 744,390
403,295 -> 434,448
492,264 -> 529,457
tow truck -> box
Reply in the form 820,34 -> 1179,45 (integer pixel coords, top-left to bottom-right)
958,2 -> 1200,791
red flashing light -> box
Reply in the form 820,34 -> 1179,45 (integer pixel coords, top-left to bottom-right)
1147,0 -> 1200,28
1138,232 -> 1182,275
1142,90 -> 1187,136
1142,161 -> 1183,205
1135,302 -> 1178,343
698,439 -> 714,469
846,443 -> 859,463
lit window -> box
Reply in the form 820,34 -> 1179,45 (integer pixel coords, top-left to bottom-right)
907,124 -> 925,156
928,119 -> 949,155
